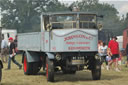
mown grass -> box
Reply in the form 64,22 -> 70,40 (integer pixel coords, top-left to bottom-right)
1,55 -> 128,85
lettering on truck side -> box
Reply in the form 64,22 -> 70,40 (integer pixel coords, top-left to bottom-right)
66,42 -> 90,45
64,34 -> 93,51
68,47 -> 90,50
64,34 -> 93,41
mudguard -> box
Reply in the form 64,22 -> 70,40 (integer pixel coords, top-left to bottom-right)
46,52 -> 54,59
24,51 -> 40,63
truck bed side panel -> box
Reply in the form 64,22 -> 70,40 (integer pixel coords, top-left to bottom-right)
18,32 -> 41,51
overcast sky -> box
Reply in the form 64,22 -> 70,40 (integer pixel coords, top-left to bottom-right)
0,0 -> 128,18
59,0 -> 128,17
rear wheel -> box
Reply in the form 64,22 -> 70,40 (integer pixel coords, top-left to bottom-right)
32,62 -> 41,75
23,54 -> 40,75
46,57 -> 54,82
91,59 -> 101,80
23,55 -> 33,75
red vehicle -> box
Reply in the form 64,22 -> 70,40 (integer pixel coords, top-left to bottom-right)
123,27 -> 128,49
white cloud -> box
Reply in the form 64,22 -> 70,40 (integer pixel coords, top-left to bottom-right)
99,1 -> 128,17
119,4 -> 128,16
59,0 -> 128,17
120,4 -> 128,12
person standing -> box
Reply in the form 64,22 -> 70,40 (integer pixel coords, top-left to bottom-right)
108,36 -> 120,72
1,36 -> 8,63
6,37 -> 22,70
98,42 -> 108,70
98,40 -> 102,54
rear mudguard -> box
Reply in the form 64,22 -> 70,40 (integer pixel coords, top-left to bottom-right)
22,51 -> 40,63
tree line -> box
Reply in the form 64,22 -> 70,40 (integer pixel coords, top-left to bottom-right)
0,0 -> 128,35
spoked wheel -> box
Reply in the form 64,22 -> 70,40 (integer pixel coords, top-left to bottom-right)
46,57 -> 54,82
91,59 -> 101,80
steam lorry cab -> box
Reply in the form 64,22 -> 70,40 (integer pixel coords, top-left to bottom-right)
18,12 -> 102,82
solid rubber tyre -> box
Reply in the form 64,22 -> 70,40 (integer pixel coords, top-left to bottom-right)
23,55 -> 33,75
46,57 -> 54,82
32,62 -> 41,75
91,59 -> 101,80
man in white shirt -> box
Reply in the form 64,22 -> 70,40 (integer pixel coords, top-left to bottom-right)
1,36 -> 8,63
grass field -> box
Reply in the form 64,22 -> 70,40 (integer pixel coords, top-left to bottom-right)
1,55 -> 128,85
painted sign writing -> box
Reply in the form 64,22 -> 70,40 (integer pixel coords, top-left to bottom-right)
64,34 -> 93,41
66,42 -> 90,45
63,34 -> 93,50
68,47 -> 90,50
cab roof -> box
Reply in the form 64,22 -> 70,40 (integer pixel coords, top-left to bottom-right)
42,11 -> 97,16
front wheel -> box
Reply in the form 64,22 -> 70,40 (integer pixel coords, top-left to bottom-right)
91,59 -> 101,80
46,57 -> 54,82
92,68 -> 101,80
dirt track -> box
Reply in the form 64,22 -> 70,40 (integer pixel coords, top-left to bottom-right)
1,55 -> 128,85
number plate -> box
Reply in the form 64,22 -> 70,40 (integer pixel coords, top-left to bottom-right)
72,60 -> 85,65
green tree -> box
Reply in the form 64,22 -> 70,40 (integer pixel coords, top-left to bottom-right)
0,0 -> 68,32
122,13 -> 128,29
0,0 -> 125,35
71,0 -> 123,35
